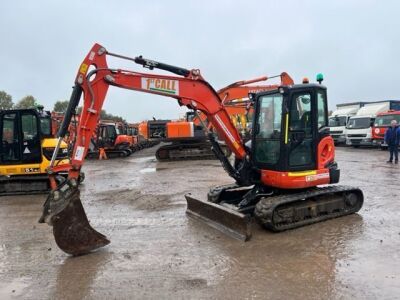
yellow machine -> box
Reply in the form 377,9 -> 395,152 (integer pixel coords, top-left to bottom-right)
0,107 -> 69,195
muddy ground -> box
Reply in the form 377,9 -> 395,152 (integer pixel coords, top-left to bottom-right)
0,146 -> 399,299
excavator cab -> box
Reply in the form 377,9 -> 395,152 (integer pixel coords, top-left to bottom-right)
95,122 -> 132,157
252,84 -> 332,176
98,123 -> 118,148
0,108 -> 69,195
0,110 -> 42,165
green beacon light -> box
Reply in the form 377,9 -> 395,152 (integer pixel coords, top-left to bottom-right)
316,73 -> 324,84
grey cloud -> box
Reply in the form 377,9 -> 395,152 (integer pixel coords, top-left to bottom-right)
1,0 -> 399,121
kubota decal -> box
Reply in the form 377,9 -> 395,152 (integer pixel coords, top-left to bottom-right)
248,88 -> 270,94
305,173 -> 329,182
141,78 -> 179,95
214,115 -> 239,149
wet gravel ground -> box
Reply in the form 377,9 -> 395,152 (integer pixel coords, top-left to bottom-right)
0,146 -> 399,299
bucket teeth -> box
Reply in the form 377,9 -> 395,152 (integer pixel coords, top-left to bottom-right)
40,179 -> 110,256
185,194 -> 252,241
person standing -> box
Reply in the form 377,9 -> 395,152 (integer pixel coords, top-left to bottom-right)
384,120 -> 400,164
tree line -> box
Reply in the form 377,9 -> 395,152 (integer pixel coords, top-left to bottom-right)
0,90 -> 125,122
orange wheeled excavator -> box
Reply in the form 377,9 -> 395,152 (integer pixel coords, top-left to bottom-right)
39,44 -> 363,255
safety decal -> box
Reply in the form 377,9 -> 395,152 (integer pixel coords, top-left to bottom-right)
74,146 -> 85,161
88,51 -> 95,61
80,63 -> 88,74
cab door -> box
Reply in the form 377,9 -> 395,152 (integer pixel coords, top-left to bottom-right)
20,112 -> 42,164
0,110 -> 42,165
1,112 -> 21,164
98,125 -> 117,148
287,91 -> 316,171
252,92 -> 284,169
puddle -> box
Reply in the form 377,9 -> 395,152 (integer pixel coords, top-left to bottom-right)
140,167 -> 156,173
0,277 -> 31,299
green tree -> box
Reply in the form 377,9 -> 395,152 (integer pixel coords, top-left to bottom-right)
100,109 -> 125,122
14,95 -> 37,109
73,107 -> 125,122
0,91 -> 14,110
53,100 -> 69,112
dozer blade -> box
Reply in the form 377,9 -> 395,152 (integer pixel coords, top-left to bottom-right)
185,194 -> 252,241
39,179 -> 110,256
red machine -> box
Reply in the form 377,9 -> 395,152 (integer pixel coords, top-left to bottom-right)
372,110 -> 400,149
39,44 -> 363,256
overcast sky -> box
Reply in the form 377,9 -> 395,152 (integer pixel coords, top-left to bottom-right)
1,0 -> 399,122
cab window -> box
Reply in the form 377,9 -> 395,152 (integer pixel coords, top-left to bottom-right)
254,93 -> 283,165
1,113 -> 20,162
317,92 -> 328,128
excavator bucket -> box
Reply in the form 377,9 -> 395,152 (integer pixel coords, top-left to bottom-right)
39,179 -> 110,256
185,194 -> 252,241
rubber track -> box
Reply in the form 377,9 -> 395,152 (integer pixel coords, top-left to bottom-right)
86,141 -> 159,159
254,185 -> 363,232
0,176 -> 49,196
156,142 -> 217,161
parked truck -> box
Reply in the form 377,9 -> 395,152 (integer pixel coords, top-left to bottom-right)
328,102 -> 365,144
346,100 -> 400,147
372,110 -> 400,149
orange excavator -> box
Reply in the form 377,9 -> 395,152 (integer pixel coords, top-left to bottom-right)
90,120 -> 134,157
62,116 -> 158,158
155,74 -> 294,161
126,122 -> 159,151
39,44 -> 364,255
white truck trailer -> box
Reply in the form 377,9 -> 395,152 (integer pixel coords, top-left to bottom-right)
329,102 -> 364,144
345,100 -> 400,147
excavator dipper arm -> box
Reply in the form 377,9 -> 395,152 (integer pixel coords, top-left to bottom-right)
40,43 -> 248,255
218,72 -> 294,104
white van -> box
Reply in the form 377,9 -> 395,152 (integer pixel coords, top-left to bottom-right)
329,103 -> 363,144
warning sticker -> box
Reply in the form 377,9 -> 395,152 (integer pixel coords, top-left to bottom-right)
88,51 -> 96,61
74,146 -> 85,161
80,63 -> 88,74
